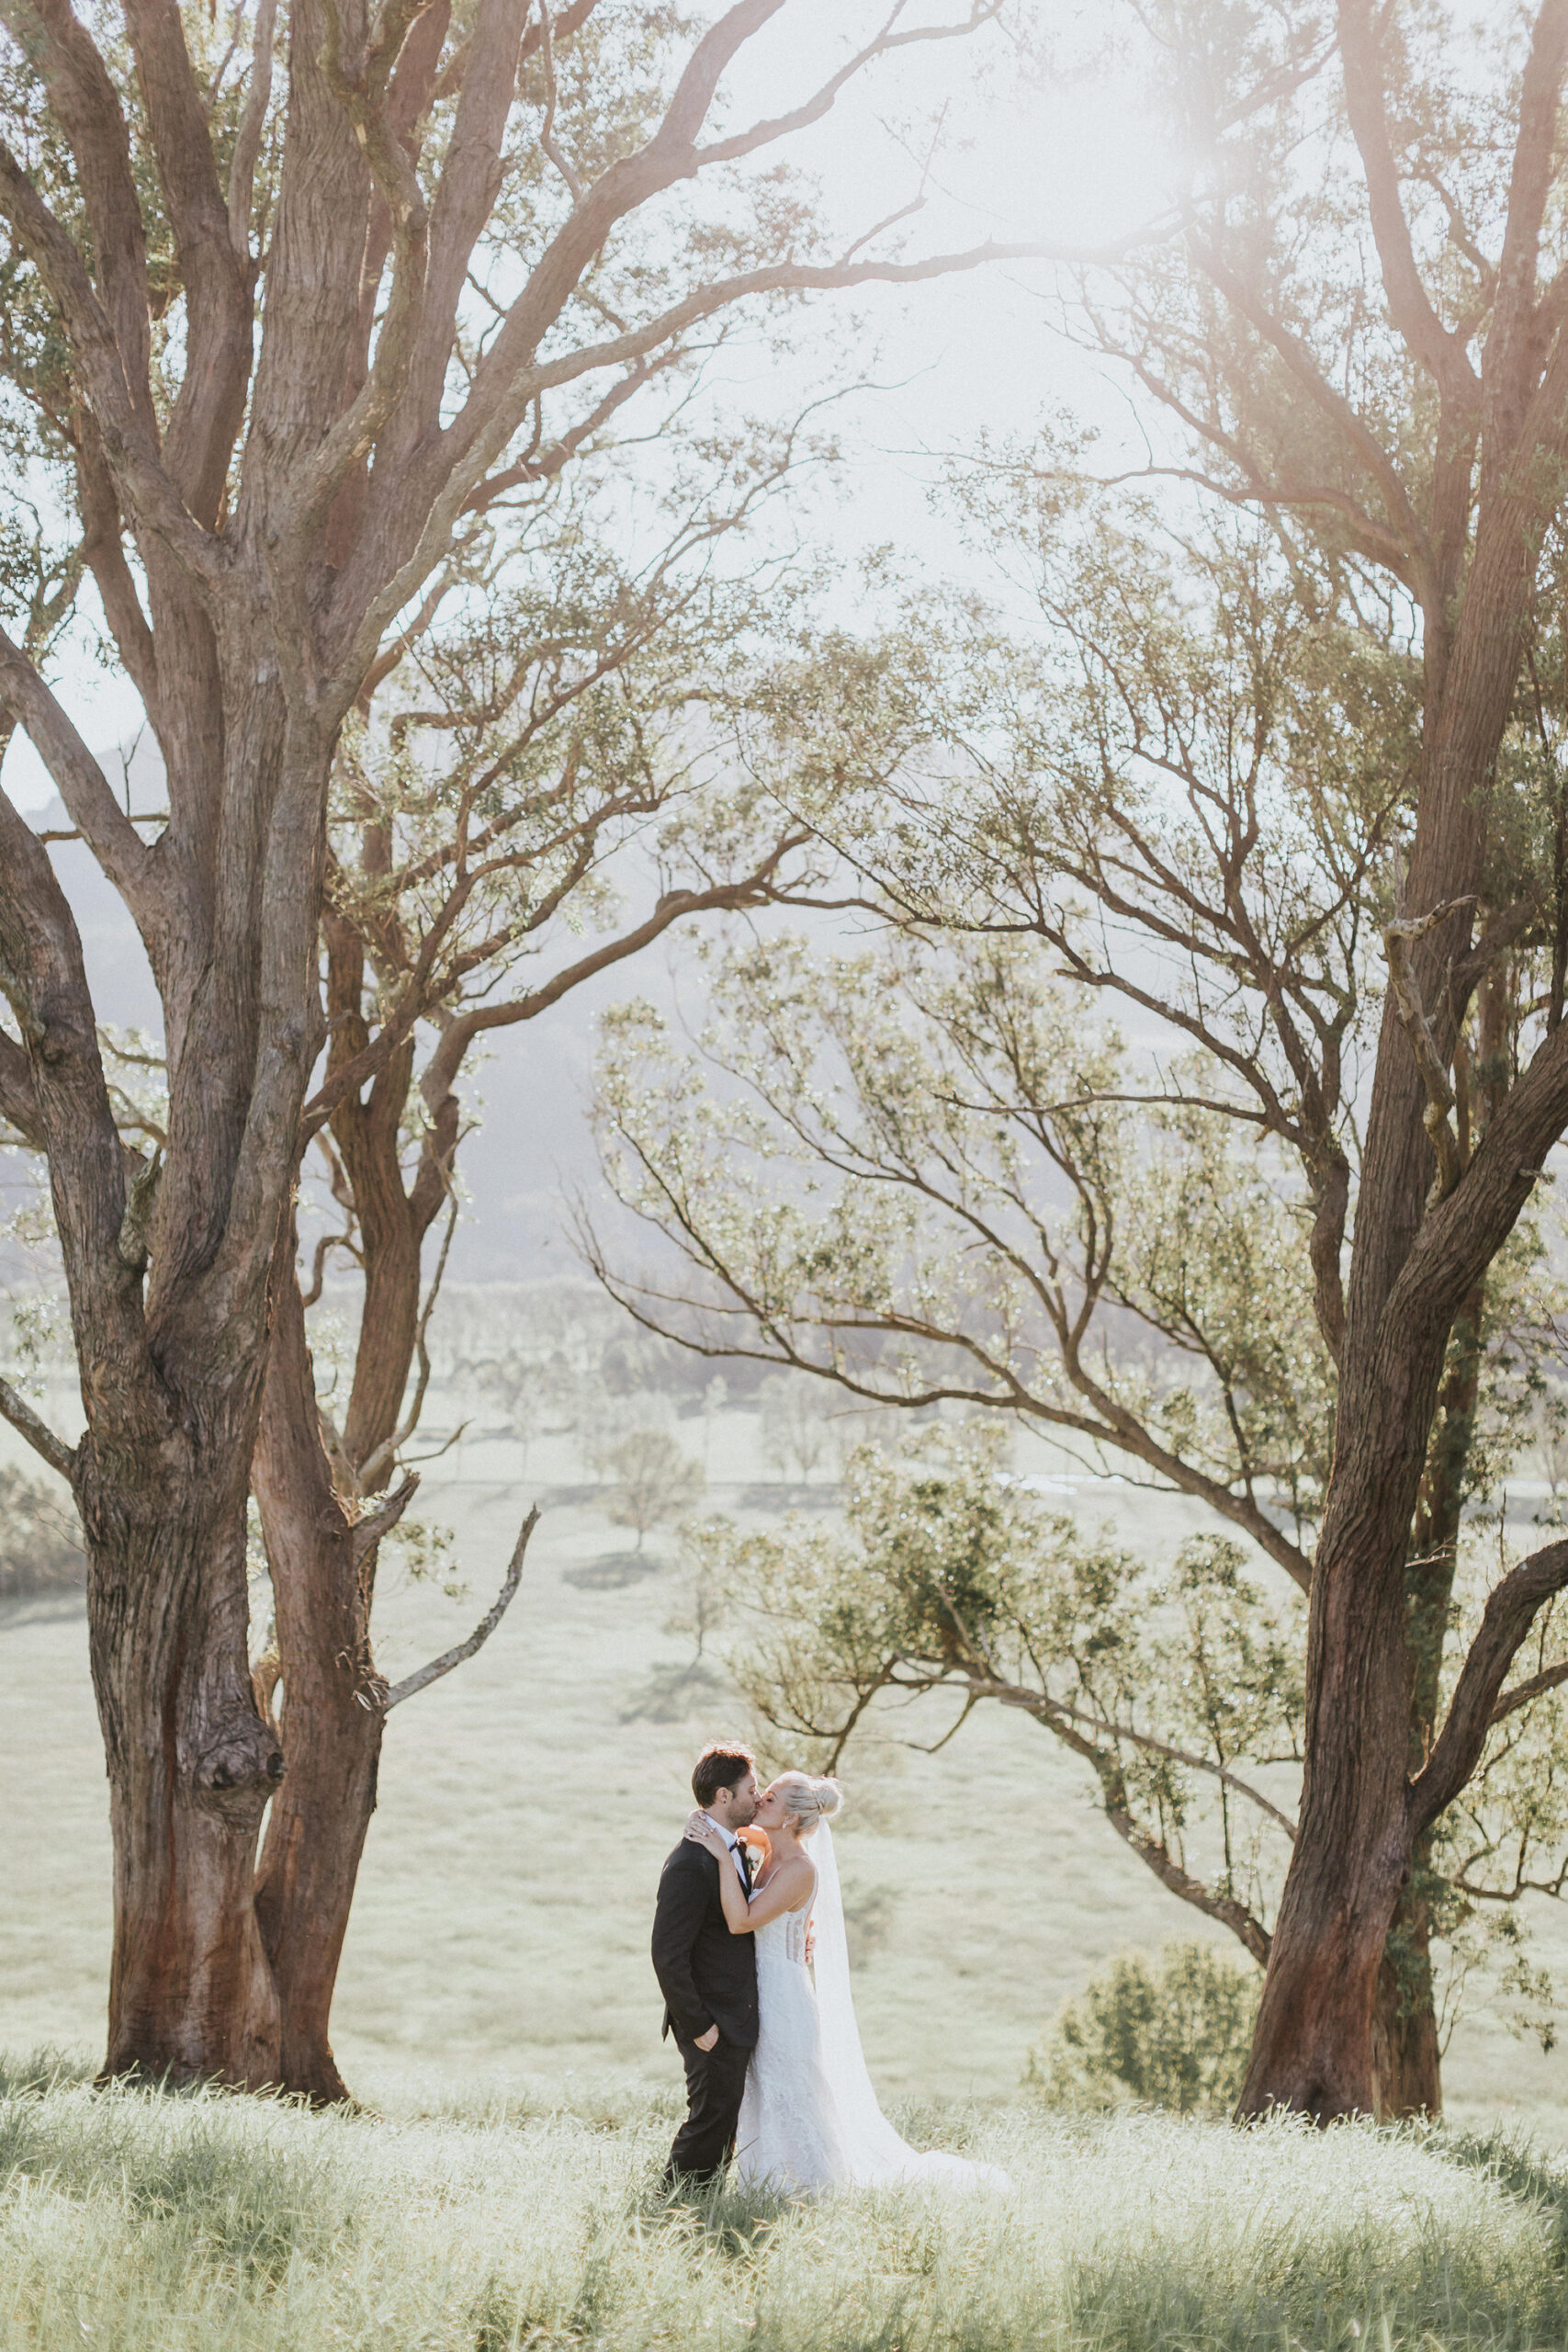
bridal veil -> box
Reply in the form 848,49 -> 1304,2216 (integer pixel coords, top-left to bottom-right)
810,1822 -> 1011,2194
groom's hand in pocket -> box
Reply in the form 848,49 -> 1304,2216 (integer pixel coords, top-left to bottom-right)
694,2026 -> 719,2052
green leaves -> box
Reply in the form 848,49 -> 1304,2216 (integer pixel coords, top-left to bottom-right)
594,918 -> 1332,1543
693,1423 -> 1302,1950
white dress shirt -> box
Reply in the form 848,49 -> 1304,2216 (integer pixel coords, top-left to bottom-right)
702,1811 -> 750,1886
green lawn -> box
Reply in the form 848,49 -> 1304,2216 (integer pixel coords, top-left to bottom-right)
1,2057 -> 1564,2351
6,1417 -> 1568,2132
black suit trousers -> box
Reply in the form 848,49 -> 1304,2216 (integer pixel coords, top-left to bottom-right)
664,2030 -> 750,2185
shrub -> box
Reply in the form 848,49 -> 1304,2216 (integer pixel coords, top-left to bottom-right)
1025,1939 -> 1260,2116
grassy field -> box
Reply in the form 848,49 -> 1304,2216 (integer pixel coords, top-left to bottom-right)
2,2056 -> 1566,2351
7,1408 -> 1568,2133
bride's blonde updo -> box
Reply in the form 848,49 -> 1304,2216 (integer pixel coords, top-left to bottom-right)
772,1771 -> 844,1837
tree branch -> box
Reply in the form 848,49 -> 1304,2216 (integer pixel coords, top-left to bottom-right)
380,1502 -> 537,1708
1336,0 -> 1478,397
1309,1151 -> 1349,1365
306,841 -> 808,1134
1382,990 -> 1568,1360
73,422 -> 162,729
0,139 -> 224,590
355,1190 -> 458,1488
0,1027 -> 41,1145
288,0 -> 434,541
227,0 -> 277,254
351,1467 -> 419,1566
2,0 -> 156,424
1016,1673 -> 1273,1966
0,776 -> 141,1350
122,0 -> 253,524
961,1673 -> 1299,1839
341,227 -> 1172,694
0,625 -> 162,934
690,0 -> 1003,171
531,0 -> 582,203
1411,1535 -> 1568,1834
1490,1654 -> 1568,1728
1182,226 -> 1433,580
0,1374 -> 77,1481
1479,0 -> 1568,479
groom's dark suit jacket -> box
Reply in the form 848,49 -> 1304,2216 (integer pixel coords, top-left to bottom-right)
651,1839 -> 759,2049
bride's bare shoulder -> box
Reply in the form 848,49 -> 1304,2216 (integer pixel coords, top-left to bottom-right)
776,1850 -> 816,1909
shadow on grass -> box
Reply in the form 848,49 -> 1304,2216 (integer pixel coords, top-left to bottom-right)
739,1482 -> 842,1514
564,1550 -> 665,1589
1448,2123 -> 1566,2199
0,2060 -> 355,2289
619,1657 -> 731,1723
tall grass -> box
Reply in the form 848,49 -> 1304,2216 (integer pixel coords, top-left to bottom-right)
0,2054 -> 1561,2350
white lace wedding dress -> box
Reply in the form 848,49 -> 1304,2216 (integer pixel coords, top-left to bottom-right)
735,1824 -> 1010,2198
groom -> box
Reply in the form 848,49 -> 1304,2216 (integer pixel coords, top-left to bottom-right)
651,1739 -> 760,2188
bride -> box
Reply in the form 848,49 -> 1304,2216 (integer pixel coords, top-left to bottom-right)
684,1771 -> 1010,2197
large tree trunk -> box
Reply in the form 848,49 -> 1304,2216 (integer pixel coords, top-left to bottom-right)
0,712 -> 311,2087
252,1235 -> 385,2104
1237,886 -> 1480,2120
1235,1002 -> 1568,2119
1371,1863 -> 1441,2119
250,989 -> 452,2099
1229,184 -> 1568,2101
1239,969 -> 1499,2123
1236,1508 -> 1418,2118
1368,1265 -> 1489,2120
85,1427 -> 286,2085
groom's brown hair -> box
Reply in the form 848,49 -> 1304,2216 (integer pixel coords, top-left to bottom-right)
692,1741 -> 755,1809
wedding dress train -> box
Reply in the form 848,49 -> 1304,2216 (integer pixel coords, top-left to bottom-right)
735,1823 -> 1010,2197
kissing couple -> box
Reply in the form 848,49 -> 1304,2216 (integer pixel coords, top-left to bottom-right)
651,1739 -> 1010,2198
